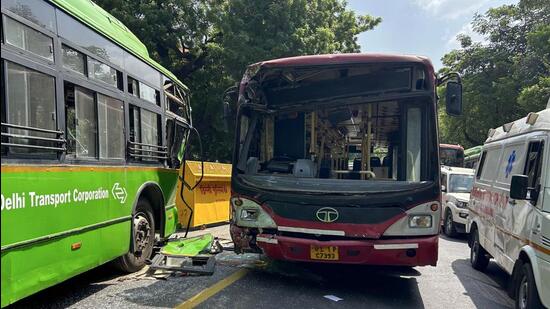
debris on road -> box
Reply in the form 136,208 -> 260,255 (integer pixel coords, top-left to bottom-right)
148,234 -> 223,277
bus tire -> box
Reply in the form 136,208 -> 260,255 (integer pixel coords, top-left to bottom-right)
515,263 -> 543,309
444,209 -> 457,238
115,198 -> 155,273
470,227 -> 489,271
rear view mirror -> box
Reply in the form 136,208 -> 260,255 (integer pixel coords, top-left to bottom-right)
441,185 -> 446,192
510,175 -> 528,200
445,81 -> 462,116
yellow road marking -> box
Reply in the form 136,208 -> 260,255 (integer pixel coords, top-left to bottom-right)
175,268 -> 249,309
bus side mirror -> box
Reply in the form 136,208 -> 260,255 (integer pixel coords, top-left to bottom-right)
510,175 -> 528,200
222,85 -> 238,132
445,81 -> 462,116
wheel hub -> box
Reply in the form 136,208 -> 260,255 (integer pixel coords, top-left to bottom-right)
133,213 -> 151,254
518,277 -> 528,309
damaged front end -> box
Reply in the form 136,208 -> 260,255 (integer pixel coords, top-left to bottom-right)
229,196 -> 277,254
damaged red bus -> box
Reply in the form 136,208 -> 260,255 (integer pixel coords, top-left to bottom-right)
225,54 -> 462,266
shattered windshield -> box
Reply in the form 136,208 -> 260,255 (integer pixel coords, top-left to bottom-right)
236,99 -> 433,186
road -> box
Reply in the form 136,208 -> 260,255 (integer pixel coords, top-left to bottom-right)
10,227 -> 514,309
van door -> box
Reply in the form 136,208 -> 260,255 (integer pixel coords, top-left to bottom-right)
493,139 -> 526,272
521,138 -> 547,258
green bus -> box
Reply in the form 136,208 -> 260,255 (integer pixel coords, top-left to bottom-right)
463,145 -> 482,169
1,0 -> 193,306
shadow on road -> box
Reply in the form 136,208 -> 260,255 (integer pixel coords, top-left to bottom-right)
8,264 -> 123,309
439,232 -> 469,244
451,258 -> 514,308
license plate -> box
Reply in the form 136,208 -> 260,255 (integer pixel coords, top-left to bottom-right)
310,245 -> 339,260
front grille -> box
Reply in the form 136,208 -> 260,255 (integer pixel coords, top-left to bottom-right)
278,231 -> 372,241
542,235 -> 550,248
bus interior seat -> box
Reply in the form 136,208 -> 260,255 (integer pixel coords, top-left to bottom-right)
382,156 -> 391,166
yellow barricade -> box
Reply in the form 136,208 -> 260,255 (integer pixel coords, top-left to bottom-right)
176,161 -> 232,228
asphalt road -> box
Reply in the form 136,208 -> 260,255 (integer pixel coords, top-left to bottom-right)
10,229 -> 514,309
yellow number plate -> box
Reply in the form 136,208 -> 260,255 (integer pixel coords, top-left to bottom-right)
310,246 -> 339,261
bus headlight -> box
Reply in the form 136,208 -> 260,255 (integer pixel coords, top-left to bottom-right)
408,215 -> 432,228
456,201 -> 468,208
230,197 -> 277,228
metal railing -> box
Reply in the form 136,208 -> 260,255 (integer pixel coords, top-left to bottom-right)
127,140 -> 168,161
1,123 -> 66,152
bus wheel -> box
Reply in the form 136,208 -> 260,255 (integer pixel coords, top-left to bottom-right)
115,198 -> 155,273
444,210 -> 457,237
470,227 -> 489,271
515,263 -> 543,309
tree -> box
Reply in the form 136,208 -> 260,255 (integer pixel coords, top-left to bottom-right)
96,0 -> 381,161
438,0 -> 550,148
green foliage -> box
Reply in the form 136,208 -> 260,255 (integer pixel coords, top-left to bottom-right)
439,0 -> 550,148
94,0 -> 380,161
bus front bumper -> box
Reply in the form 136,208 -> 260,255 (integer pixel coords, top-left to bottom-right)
255,234 -> 439,266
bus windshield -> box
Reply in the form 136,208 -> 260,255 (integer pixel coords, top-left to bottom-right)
236,98 -> 434,194
440,145 -> 464,167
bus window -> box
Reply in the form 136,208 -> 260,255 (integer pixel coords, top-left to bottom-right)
3,0 -> 57,32
97,94 -> 125,160
141,109 -> 160,149
87,57 -> 119,89
4,16 -> 54,61
128,76 -> 160,105
65,83 -> 97,158
61,45 -> 86,75
4,61 -> 56,154
129,105 -> 163,162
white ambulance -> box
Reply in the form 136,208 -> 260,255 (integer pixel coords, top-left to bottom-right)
467,107 -> 549,309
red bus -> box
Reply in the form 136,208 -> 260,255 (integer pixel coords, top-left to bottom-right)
224,54 -> 461,266
439,144 -> 464,167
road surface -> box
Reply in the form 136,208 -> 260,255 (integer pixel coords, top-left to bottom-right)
10,227 -> 514,309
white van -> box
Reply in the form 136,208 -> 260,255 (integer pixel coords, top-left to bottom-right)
467,108 -> 549,309
441,166 -> 475,237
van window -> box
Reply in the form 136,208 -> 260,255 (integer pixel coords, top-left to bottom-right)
479,148 -> 501,182
523,141 -> 544,191
476,151 -> 487,179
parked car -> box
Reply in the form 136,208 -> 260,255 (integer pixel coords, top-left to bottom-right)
467,108 -> 549,309
441,166 -> 475,237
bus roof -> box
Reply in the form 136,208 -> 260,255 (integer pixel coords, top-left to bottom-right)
49,0 -> 188,91
249,53 -> 435,75
486,109 -> 550,143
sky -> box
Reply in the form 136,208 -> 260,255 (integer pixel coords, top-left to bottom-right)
347,0 -> 518,70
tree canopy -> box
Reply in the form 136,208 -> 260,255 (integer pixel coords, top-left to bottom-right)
438,0 -> 549,148
94,0 -> 381,161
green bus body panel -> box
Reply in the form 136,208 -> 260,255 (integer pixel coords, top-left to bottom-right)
47,0 -> 188,91
464,145 -> 482,158
0,165 -> 179,307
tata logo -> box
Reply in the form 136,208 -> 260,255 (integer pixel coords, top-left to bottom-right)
316,207 -> 339,223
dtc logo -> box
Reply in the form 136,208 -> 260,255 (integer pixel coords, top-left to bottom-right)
505,150 -> 516,178
111,183 -> 127,204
